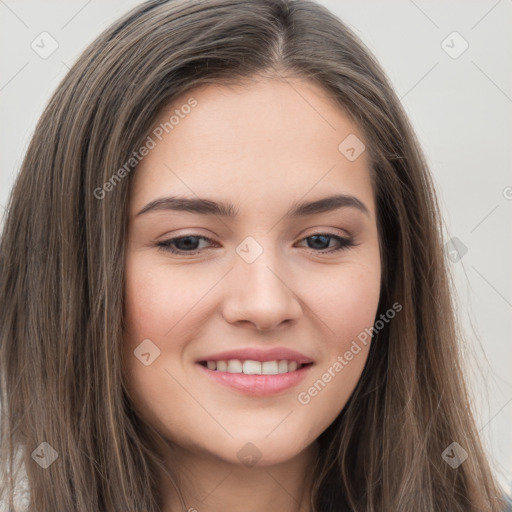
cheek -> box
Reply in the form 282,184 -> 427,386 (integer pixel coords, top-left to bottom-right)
123,256 -> 203,345
309,259 -> 381,347
294,257 -> 381,419
122,253 -> 222,411
294,278 -> 378,439
122,256 -> 184,397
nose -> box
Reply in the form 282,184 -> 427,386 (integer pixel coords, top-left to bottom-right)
221,250 -> 303,332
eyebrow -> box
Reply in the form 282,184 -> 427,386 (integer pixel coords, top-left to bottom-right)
136,193 -> 369,218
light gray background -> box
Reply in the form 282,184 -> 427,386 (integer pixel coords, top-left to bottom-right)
1,0 -> 511,493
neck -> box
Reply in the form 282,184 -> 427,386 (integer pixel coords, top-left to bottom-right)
160,441 -> 319,512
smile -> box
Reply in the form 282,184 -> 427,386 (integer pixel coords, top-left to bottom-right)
198,359 -> 311,375
196,360 -> 314,396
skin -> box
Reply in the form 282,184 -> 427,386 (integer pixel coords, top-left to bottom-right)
122,75 -> 381,512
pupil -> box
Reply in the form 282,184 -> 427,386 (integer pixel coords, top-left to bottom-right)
177,237 -> 199,250
309,235 -> 329,249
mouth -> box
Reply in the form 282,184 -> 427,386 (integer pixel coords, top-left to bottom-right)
195,357 -> 314,396
198,359 -> 313,375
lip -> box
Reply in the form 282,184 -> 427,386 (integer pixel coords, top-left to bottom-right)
196,347 -> 314,365
196,361 -> 313,396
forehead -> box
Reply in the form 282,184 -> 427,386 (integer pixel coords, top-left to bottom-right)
130,77 -> 375,219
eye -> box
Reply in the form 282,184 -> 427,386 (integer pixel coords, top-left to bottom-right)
295,233 -> 356,253
155,232 -> 356,256
156,235 -> 216,255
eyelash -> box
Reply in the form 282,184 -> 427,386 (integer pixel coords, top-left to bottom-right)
155,233 -> 356,256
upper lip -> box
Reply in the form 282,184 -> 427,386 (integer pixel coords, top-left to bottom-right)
196,347 -> 314,365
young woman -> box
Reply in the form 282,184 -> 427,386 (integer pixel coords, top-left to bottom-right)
0,0 -> 509,510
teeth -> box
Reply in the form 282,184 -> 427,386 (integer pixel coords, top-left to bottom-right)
203,359 -> 305,375
243,360 -> 261,374
278,360 -> 288,373
262,361 -> 278,375
227,360 -> 243,373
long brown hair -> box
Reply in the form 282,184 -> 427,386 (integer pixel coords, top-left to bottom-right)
0,0 -> 506,510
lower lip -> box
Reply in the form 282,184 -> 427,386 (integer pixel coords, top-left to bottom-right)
196,363 -> 313,396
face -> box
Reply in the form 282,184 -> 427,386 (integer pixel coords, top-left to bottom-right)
122,76 -> 381,468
